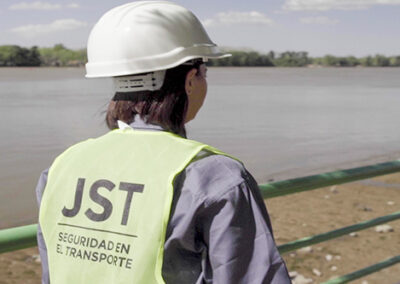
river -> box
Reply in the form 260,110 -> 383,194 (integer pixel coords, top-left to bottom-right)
1,67 -> 400,227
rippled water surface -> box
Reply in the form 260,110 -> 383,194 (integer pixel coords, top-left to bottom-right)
1,67 -> 400,227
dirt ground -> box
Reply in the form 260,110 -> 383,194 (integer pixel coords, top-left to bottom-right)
1,173 -> 399,284
269,173 -> 400,284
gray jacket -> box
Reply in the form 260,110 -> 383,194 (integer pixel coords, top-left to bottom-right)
36,119 -> 290,284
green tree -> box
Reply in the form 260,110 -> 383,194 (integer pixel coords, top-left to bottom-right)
360,56 -> 373,67
268,51 -> 275,60
372,54 -> 390,67
0,45 -> 41,66
274,51 -> 310,67
321,55 -> 338,66
27,46 -> 41,66
389,56 -> 400,67
208,50 -> 274,66
39,44 -> 87,66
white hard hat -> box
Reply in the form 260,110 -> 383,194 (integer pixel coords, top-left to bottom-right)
85,1 -> 230,78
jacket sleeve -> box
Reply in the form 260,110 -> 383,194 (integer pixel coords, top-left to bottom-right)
163,154 -> 291,284
35,169 -> 50,284
200,168 -> 291,283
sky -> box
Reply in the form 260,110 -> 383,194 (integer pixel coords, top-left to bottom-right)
0,0 -> 399,57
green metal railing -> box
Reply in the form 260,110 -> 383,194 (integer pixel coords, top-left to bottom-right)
323,255 -> 400,284
277,210 -> 400,254
1,159 -> 400,282
259,159 -> 400,199
0,224 -> 37,254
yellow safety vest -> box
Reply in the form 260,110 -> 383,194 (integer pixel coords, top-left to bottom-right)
39,128 -> 227,283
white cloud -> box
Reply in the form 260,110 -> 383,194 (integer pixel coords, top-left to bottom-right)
9,1 -> 80,11
284,0 -> 400,11
202,11 -> 273,28
300,16 -> 339,25
66,3 -> 80,9
10,19 -> 88,38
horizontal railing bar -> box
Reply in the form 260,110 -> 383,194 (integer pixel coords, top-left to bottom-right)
277,211 -> 400,254
0,224 -> 37,254
260,160 -> 400,199
321,255 -> 400,284
2,159 -> 400,258
3,211 -> 397,255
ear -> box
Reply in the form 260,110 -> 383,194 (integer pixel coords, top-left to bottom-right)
185,68 -> 198,96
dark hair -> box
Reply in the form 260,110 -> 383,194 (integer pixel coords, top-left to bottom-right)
106,62 -> 202,137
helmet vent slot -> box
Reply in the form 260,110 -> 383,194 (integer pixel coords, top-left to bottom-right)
113,70 -> 166,92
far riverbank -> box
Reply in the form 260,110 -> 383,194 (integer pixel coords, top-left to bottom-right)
1,44 -> 400,67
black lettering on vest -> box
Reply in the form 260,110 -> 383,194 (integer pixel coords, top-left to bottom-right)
119,182 -> 144,225
85,179 -> 115,222
56,244 -> 62,254
62,178 -> 85,217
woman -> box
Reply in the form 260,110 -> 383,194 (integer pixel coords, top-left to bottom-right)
36,2 -> 290,283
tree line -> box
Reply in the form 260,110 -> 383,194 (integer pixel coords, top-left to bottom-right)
209,50 -> 400,67
0,44 -> 86,67
1,44 -> 400,67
